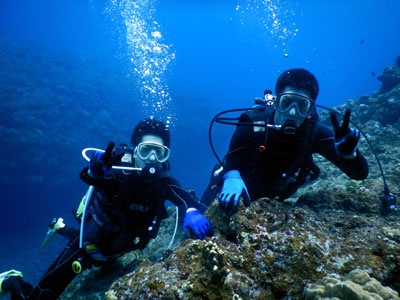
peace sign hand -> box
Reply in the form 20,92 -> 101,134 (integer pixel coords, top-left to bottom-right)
330,109 -> 360,159
89,142 -> 124,177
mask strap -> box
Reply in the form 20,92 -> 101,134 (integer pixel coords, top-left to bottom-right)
133,146 -> 139,159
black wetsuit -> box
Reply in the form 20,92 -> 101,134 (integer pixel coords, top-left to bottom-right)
5,148 -> 199,300
200,109 -> 368,210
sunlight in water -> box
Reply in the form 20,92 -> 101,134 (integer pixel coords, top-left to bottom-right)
235,0 -> 300,56
107,0 -> 175,127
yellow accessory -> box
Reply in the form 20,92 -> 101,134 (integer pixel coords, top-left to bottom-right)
75,196 -> 86,219
72,261 -> 82,274
84,243 -> 97,252
130,251 -> 139,261
0,270 -> 23,295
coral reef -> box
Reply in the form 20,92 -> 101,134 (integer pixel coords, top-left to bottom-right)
304,269 -> 399,300
378,57 -> 400,93
103,194 -> 400,299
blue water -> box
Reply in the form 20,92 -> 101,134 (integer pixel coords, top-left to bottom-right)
0,0 -> 399,292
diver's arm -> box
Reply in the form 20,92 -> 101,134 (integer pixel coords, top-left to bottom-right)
200,123 -> 251,212
315,124 -> 368,180
167,183 -> 202,212
168,182 -> 212,239
224,114 -> 255,173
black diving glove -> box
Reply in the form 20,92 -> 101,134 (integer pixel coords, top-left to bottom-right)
80,142 -> 124,189
330,109 -> 360,159
89,142 -> 124,177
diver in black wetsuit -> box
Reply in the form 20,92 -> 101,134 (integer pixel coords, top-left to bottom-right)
200,69 -> 368,215
0,118 -> 212,300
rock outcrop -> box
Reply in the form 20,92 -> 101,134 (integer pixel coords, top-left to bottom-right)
305,269 -> 399,300
378,55 -> 400,93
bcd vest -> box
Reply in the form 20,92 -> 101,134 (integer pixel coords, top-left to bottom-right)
238,105 -> 320,200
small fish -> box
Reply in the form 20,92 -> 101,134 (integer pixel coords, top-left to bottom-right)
371,72 -> 375,76
360,40 -> 365,44
284,53 -> 288,58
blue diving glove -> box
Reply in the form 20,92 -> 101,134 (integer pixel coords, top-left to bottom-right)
218,170 -> 250,214
330,109 -> 360,159
183,209 -> 211,239
89,141 -> 124,177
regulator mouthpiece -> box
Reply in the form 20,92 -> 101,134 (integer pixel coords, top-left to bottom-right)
282,120 -> 298,135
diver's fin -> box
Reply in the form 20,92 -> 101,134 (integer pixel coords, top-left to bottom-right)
39,218 -> 65,250
39,229 -> 56,250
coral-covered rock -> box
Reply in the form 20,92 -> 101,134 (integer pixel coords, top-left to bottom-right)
103,195 -> 400,299
378,58 -> 400,93
304,269 -> 400,300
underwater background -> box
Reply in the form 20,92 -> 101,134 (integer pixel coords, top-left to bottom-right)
0,0 -> 399,293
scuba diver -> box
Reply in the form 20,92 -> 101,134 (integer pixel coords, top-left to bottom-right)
200,68 -> 369,215
0,118 -> 212,300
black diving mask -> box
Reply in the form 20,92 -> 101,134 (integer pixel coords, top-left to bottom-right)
276,93 -> 314,117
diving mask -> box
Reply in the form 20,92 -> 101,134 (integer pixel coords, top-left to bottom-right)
135,142 -> 170,163
275,93 -> 314,117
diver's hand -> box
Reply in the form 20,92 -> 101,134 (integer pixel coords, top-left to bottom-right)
89,142 -> 124,177
218,170 -> 250,214
183,209 -> 212,239
330,109 -> 360,159
81,142 -> 124,188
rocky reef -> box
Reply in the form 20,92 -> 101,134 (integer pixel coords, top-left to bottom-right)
377,55 -> 400,93
56,56 -> 400,299
304,269 -> 399,300
101,198 -> 400,299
